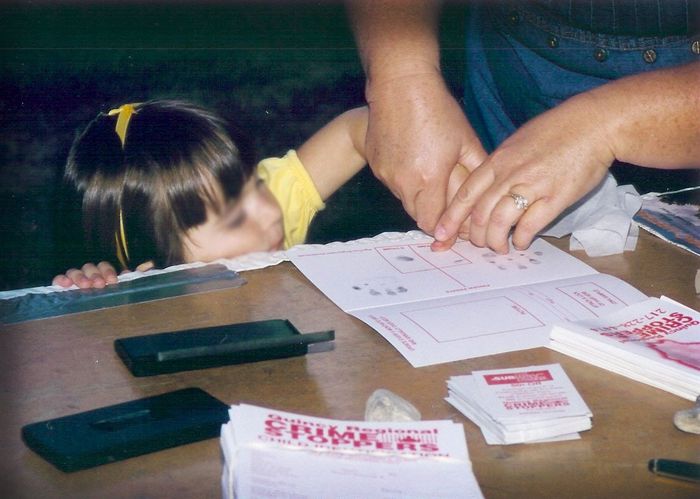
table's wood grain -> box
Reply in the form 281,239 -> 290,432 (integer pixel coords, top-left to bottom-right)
1,231 -> 698,498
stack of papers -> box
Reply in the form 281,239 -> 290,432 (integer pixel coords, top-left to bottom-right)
220,404 -> 484,498
549,297 -> 700,401
446,364 -> 592,445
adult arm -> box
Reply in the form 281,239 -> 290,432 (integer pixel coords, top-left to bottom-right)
434,61 -> 700,254
347,0 -> 486,232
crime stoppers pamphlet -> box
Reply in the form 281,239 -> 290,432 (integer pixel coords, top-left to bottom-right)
446,364 -> 592,445
549,297 -> 700,400
220,404 -> 483,498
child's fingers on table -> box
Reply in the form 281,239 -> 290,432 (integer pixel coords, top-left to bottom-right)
63,264 -> 105,289
96,261 -> 119,284
52,274 -> 73,288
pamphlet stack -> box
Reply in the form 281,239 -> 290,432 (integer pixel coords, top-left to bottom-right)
549,297 -> 700,401
446,364 -> 592,444
221,404 -> 484,498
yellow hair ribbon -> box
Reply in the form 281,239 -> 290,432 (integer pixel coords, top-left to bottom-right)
107,103 -> 139,267
114,207 -> 130,269
107,103 -> 139,148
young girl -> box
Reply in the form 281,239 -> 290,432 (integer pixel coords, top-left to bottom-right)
53,99 -> 469,289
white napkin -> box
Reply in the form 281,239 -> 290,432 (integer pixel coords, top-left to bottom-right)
542,173 -> 641,257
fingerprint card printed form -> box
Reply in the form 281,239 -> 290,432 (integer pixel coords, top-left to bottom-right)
289,235 -> 648,367
556,282 -> 629,316
377,243 -> 473,273
403,296 -> 545,343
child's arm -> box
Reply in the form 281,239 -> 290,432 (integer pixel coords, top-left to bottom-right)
297,106 -> 368,201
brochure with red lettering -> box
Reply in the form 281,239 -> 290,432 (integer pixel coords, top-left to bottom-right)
446,364 -> 592,445
289,233 -> 647,367
220,404 -> 484,498
549,297 -> 700,401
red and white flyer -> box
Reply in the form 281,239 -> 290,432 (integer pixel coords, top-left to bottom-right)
221,404 -> 484,499
549,297 -> 700,400
446,364 -> 592,445
471,364 -> 591,423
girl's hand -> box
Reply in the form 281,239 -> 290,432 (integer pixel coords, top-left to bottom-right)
52,261 -> 119,289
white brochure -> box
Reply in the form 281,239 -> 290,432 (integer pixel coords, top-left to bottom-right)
289,234 -> 647,367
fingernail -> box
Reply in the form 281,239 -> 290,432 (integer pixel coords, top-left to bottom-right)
434,225 -> 446,241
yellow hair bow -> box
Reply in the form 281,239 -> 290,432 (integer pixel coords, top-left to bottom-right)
107,103 -> 140,268
107,103 -> 139,148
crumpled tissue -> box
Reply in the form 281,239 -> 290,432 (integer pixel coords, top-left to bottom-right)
541,173 -> 642,257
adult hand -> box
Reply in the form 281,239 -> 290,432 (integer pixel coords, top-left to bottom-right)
366,72 -> 486,232
347,0 -> 486,233
434,62 -> 700,254
433,92 -> 614,253
52,261 -> 120,289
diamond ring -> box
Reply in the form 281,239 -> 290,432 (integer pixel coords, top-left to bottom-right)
508,192 -> 529,210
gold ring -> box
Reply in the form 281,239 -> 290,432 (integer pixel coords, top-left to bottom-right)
509,192 -> 529,210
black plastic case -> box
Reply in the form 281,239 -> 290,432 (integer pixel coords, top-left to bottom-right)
114,319 -> 334,376
21,388 -> 229,472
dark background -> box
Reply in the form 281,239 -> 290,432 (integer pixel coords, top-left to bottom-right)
1,1 -> 696,291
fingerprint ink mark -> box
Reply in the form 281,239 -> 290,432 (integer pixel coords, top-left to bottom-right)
369,289 -> 381,296
529,258 -> 541,264
534,251 -> 543,256
386,289 -> 397,296
397,287 -> 408,293
396,255 -> 414,262
517,264 -> 527,270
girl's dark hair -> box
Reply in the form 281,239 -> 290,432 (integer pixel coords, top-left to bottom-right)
65,100 -> 255,269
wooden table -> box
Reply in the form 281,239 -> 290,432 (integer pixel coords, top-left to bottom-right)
1,231 -> 698,498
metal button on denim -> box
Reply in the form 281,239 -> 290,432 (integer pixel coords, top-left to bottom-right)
692,40 -> 700,55
507,11 -> 520,26
594,48 -> 608,62
547,35 -> 559,48
643,49 -> 657,63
